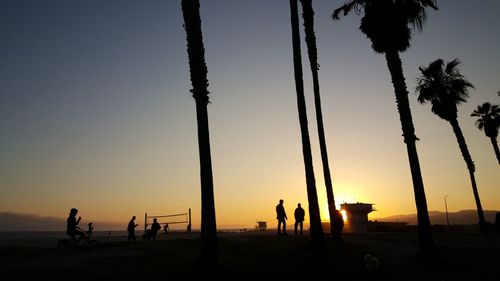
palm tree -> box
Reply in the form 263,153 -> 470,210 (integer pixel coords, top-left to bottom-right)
332,0 -> 437,256
289,0 -> 328,263
181,0 -> 218,264
299,0 -> 338,239
416,58 -> 487,235
471,102 -> 500,164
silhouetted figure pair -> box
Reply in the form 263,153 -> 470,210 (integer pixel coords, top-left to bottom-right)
66,208 -> 87,241
332,209 -> 345,249
143,218 -> 161,240
294,203 -> 305,235
276,199 -> 288,235
127,216 -> 139,242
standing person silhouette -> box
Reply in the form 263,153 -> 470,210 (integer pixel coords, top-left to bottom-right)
294,203 -> 305,235
66,208 -> 87,241
276,199 -> 288,236
332,209 -> 345,249
127,216 -> 139,242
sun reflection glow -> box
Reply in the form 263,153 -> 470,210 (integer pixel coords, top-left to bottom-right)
340,209 -> 348,222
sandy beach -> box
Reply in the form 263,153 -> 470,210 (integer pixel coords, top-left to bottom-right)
1,230 -> 499,280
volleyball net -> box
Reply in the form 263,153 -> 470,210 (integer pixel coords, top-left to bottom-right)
144,208 -> 191,233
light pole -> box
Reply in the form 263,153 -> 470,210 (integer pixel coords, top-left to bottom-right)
444,195 -> 450,229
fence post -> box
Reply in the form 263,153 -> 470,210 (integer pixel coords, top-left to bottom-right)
188,208 -> 192,232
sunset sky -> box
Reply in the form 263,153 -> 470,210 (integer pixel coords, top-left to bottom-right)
1,0 -> 499,230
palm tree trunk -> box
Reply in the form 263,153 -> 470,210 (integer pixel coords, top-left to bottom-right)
181,0 -> 218,264
449,118 -> 487,235
490,136 -> 500,165
196,98 -> 218,262
289,0 -> 328,263
299,0 -> 337,237
384,50 -> 433,256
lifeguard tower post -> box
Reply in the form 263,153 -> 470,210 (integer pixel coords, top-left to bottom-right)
341,202 -> 374,233
256,220 -> 267,231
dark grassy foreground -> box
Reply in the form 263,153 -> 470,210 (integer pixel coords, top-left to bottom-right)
1,231 -> 499,280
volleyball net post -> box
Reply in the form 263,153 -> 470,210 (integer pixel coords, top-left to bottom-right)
144,208 -> 192,233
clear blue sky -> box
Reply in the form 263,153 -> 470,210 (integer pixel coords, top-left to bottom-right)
1,0 -> 499,230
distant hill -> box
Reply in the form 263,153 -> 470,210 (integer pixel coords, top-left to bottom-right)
373,210 -> 500,225
0,212 -> 125,231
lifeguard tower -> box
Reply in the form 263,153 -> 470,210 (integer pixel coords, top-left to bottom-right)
255,220 -> 267,231
341,202 -> 374,233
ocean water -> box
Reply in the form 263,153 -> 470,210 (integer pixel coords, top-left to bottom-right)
0,228 -> 262,248
0,231 -> 129,247
0,230 -> 128,239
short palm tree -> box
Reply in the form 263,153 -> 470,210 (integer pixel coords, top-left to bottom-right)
299,0 -> 338,240
471,102 -> 500,164
416,58 -> 487,235
333,0 -> 437,256
181,0 -> 218,264
289,0 -> 328,263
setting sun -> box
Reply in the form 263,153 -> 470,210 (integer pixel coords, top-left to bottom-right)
340,209 -> 348,222
318,199 -> 349,222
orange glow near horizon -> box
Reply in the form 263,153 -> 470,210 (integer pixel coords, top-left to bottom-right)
340,209 -> 348,222
319,197 -> 349,223
320,200 -> 330,221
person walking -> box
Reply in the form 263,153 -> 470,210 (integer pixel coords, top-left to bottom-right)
294,203 -> 305,235
276,199 -> 288,236
127,216 -> 139,242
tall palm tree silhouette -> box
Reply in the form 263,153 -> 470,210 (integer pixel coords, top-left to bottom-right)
289,0 -> 328,263
416,58 -> 486,235
471,102 -> 500,164
332,0 -> 437,256
181,0 -> 217,263
299,0 -> 338,238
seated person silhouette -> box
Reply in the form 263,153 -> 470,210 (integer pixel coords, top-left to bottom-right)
142,218 -> 161,240
66,208 -> 87,242
84,222 -> 100,245
87,222 -> 94,238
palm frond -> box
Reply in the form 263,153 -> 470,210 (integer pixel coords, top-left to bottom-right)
471,102 -> 500,134
405,0 -> 437,32
445,58 -> 460,74
416,58 -> 474,120
332,0 -> 363,20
